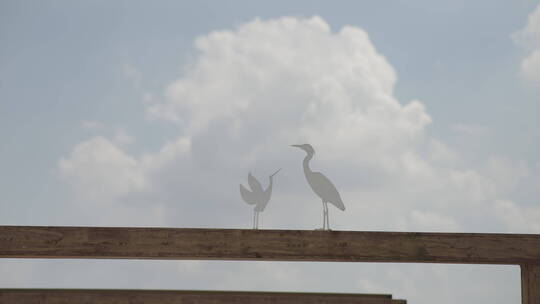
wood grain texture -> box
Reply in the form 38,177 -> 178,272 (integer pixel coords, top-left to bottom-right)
0,289 -> 406,304
522,264 -> 540,304
1,226 -> 539,264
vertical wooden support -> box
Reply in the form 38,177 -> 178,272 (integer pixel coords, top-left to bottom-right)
522,264 -> 540,304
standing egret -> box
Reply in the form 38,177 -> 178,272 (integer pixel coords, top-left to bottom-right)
239,169 -> 281,229
291,144 -> 344,230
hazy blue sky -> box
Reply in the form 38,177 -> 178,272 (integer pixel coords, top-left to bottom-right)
1,1 -> 540,303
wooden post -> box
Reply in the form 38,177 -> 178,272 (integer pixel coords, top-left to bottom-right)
522,264 -> 540,304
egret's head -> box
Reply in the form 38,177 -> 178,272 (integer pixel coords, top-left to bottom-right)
291,144 -> 315,155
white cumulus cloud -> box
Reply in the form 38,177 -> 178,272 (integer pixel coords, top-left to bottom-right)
56,16 -> 539,304
61,15 -> 539,233
514,4 -> 540,85
58,136 -> 148,201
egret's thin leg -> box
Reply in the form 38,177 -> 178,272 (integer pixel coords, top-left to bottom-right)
324,202 -> 329,230
323,203 -> 326,230
326,203 -> 331,230
256,211 -> 259,229
322,201 -> 326,230
254,210 -> 257,229
324,203 -> 330,230
252,211 -> 255,229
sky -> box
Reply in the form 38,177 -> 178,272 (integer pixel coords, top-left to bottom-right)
1,1 -> 540,303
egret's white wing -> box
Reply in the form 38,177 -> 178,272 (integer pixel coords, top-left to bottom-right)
239,184 -> 257,205
248,173 -> 264,194
256,178 -> 276,212
308,172 -> 345,211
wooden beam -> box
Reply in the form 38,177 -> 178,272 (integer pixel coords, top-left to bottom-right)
0,289 -> 406,304
522,264 -> 540,304
1,226 -> 539,264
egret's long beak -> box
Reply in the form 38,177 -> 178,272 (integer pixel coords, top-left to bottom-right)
270,168 -> 281,177
291,144 -> 301,148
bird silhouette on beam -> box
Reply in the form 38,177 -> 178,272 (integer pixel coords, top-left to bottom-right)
239,169 -> 281,229
292,144 -> 345,230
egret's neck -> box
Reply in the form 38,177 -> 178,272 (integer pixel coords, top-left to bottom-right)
266,177 -> 274,192
303,152 -> 314,174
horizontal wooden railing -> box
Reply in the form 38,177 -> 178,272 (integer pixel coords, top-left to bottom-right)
0,289 -> 406,304
1,226 -> 539,303
1,226 -> 539,264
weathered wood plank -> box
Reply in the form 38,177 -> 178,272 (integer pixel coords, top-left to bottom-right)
1,226 -> 539,264
0,289 -> 406,304
522,264 -> 540,304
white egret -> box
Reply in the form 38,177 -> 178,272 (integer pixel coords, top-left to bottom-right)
239,169 -> 281,229
291,144 -> 345,230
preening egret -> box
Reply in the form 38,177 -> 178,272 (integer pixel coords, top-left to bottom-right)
291,144 -> 344,230
239,169 -> 281,229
